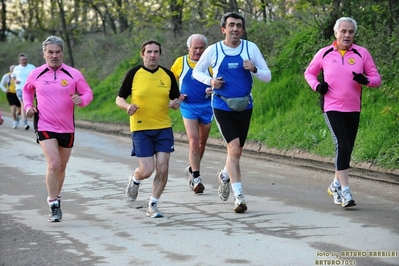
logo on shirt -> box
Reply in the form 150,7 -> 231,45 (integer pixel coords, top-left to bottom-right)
228,62 -> 239,69
348,58 -> 355,65
158,80 -> 167,88
60,79 -> 68,87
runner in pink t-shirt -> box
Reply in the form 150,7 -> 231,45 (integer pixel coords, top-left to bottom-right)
304,17 -> 381,208
23,35 -> 93,222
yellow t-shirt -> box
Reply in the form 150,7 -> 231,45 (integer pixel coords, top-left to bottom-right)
6,72 -> 16,93
118,65 -> 180,132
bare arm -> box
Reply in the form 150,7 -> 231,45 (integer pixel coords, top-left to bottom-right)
116,96 -> 140,116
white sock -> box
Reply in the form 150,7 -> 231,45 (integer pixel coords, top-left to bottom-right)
333,179 -> 341,187
149,196 -> 159,206
47,197 -> 59,206
231,182 -> 243,197
132,176 -> 140,184
342,186 -> 350,192
221,167 -> 229,181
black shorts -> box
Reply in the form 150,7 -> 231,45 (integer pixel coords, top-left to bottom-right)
6,93 -> 21,107
213,108 -> 253,147
36,131 -> 75,148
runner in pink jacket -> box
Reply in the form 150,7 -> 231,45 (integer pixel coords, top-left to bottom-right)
24,64 -> 92,133
304,17 -> 381,208
23,35 -> 93,222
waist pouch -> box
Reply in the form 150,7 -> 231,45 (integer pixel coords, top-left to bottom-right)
216,93 -> 250,112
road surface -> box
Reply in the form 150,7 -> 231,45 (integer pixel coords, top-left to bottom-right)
1,116 -> 398,266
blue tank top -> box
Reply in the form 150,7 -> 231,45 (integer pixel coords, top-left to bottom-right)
180,55 -> 211,104
212,40 -> 253,111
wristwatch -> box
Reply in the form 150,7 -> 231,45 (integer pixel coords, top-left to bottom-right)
252,67 -> 258,74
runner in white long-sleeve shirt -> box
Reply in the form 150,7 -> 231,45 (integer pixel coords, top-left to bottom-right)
192,12 -> 271,213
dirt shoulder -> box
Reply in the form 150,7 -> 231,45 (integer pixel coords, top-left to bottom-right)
75,120 -> 399,185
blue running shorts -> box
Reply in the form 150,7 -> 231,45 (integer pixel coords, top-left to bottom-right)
180,101 -> 213,124
131,128 -> 174,157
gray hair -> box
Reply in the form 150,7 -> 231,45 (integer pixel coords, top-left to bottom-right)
10,65 -> 16,71
186,34 -> 208,48
334,17 -> 357,34
42,35 -> 64,52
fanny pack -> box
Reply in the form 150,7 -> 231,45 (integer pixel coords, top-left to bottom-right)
215,93 -> 250,112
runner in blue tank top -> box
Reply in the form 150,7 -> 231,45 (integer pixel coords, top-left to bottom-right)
171,34 -> 213,195
193,12 -> 272,213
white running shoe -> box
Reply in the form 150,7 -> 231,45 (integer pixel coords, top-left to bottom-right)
126,174 -> 139,202
185,166 -> 194,191
234,194 -> 247,213
48,202 -> 61,222
341,189 -> 356,208
193,176 -> 205,194
327,182 -> 342,205
217,170 -> 230,201
147,203 -> 163,218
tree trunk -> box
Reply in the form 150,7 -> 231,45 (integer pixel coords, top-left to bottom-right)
170,0 -> 183,38
0,0 -> 6,42
57,0 -> 75,67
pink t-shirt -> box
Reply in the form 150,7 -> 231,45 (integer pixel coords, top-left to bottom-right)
304,42 -> 381,112
23,63 -> 93,133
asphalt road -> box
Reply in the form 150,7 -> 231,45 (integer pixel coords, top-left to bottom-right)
1,115 -> 398,266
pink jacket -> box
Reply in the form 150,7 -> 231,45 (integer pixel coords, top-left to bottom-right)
304,41 -> 381,112
23,63 -> 93,133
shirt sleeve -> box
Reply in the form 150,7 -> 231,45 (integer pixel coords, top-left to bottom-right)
162,67 -> 180,99
22,71 -> 36,110
170,57 -> 182,82
0,74 -> 8,92
75,72 -> 93,107
118,66 -> 142,99
249,42 -> 272,83
304,49 -> 324,91
362,48 -> 381,88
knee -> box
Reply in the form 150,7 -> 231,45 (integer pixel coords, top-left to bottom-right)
156,164 -> 168,176
136,166 -> 155,179
228,146 -> 242,158
189,138 -> 200,149
48,161 -> 63,173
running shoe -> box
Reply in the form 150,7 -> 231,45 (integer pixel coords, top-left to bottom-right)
193,176 -> 205,194
126,174 -> 139,202
57,198 -> 62,221
327,182 -> 342,205
217,170 -> 230,201
24,124 -> 30,130
234,194 -> 247,213
185,166 -> 194,191
48,202 -> 61,222
12,121 -> 18,129
146,203 -> 163,218
341,189 -> 356,208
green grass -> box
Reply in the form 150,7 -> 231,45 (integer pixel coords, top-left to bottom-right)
1,25 -> 398,170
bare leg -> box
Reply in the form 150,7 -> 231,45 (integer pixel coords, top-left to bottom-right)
10,105 -> 17,121
152,152 -> 170,198
225,138 -> 243,184
183,118 -> 211,172
39,139 -> 72,200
